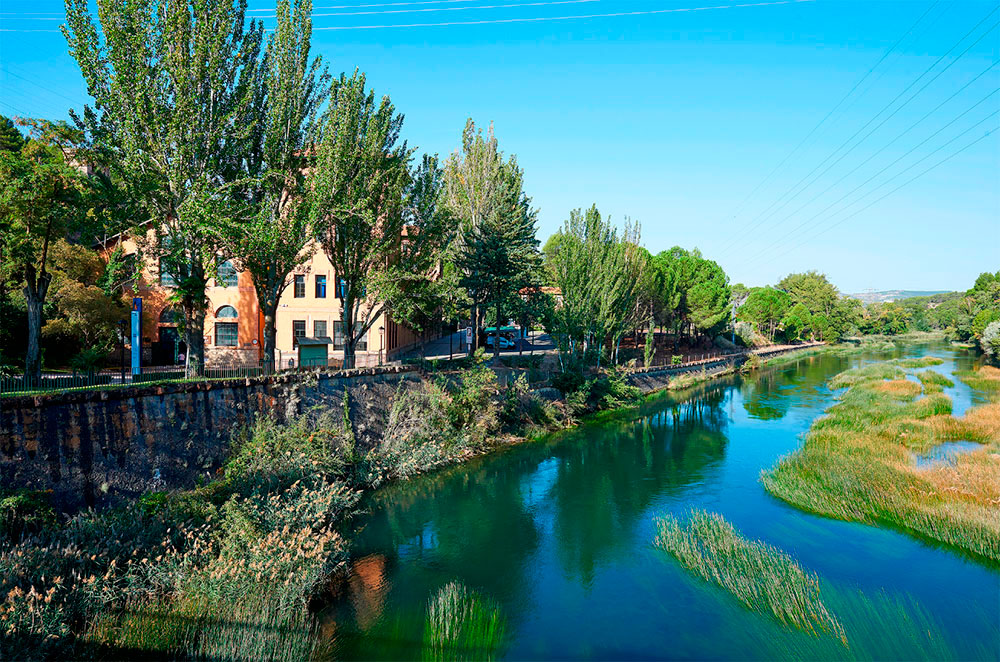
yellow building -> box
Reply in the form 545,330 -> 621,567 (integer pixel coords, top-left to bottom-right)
102,232 -> 428,367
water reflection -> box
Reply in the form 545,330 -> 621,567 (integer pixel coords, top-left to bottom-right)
324,343 -> 999,661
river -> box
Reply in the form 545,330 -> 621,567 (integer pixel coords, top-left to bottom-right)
322,341 -> 999,660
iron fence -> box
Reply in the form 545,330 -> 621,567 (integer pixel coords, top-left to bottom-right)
0,352 -> 397,397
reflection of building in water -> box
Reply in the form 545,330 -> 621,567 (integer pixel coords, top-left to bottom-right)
347,554 -> 389,631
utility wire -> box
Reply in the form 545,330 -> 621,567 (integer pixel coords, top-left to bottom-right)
735,59 -> 999,252
716,0 -> 941,243
716,3 -> 999,254
760,126 -> 998,264
743,102 -> 999,266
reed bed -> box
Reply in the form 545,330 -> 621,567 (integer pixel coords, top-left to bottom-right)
423,581 -> 506,662
654,510 -> 846,642
763,363 -> 1000,564
917,370 -> 954,392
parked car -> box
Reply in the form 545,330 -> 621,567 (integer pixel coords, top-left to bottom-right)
485,335 -> 516,349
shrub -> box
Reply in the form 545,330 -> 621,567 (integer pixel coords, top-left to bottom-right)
671,355 -> 683,366
981,320 -> 1000,360
0,489 -> 57,541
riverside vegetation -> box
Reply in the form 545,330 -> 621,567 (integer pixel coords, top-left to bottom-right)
0,351 -> 651,658
762,359 -> 1000,563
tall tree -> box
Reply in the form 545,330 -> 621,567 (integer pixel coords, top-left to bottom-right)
456,157 -> 541,359
214,0 -> 326,367
739,287 -> 791,342
308,72 -> 452,368
64,0 -> 264,376
441,119 -> 509,350
0,124 -> 88,384
0,116 -> 25,153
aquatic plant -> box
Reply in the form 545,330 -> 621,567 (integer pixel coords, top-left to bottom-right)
654,510 -> 845,641
917,370 -> 954,392
890,357 -> 945,368
763,363 -> 1000,563
423,581 -> 507,661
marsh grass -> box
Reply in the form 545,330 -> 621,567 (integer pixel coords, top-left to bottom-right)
763,363 -> 1000,563
890,357 -> 945,369
654,510 -> 846,642
956,365 -> 1000,393
917,370 -> 954,392
423,581 -> 506,662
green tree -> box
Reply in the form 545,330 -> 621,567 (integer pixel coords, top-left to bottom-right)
307,72 -> 453,368
654,247 -> 729,342
0,127 -> 89,383
739,287 -> 791,343
441,119 -> 511,350
457,161 -> 542,359
64,0 -> 264,376
778,271 -> 839,317
214,0 -> 326,367
781,303 -> 811,342
0,116 -> 25,153
547,205 -> 644,367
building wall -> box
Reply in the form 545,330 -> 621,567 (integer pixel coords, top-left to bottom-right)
102,233 -> 417,367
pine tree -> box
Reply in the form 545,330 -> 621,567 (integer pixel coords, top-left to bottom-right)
0,116 -> 25,153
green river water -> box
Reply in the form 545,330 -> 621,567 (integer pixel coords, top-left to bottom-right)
322,342 -> 999,660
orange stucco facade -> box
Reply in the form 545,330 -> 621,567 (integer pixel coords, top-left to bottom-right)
102,232 -> 428,367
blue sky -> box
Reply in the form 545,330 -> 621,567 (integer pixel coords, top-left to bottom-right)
1,0 -> 997,293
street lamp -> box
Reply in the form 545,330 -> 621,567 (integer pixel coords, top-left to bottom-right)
378,326 -> 385,366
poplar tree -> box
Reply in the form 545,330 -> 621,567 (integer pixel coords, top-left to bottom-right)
441,119 -> 508,350
307,72 -> 452,368
63,0 -> 264,376
214,0 -> 326,368
456,158 -> 541,359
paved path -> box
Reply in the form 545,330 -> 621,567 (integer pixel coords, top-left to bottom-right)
399,330 -> 556,361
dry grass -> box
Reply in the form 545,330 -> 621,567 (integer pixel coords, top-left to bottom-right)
763,363 -> 1000,564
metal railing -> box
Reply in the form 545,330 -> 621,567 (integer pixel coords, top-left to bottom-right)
0,352 -> 397,397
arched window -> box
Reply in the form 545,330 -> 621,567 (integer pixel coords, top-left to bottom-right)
217,260 -> 238,288
158,307 -> 182,325
215,306 -> 238,346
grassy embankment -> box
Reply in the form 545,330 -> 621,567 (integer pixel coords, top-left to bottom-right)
762,359 -> 1000,563
653,510 -> 978,660
0,352 -> 634,659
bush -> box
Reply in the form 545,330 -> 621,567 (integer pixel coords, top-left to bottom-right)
981,320 -> 1000,360
671,355 -> 683,366
0,489 -> 57,541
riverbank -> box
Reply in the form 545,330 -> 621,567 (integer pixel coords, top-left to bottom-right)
762,360 -> 1000,564
1,342 -> 832,659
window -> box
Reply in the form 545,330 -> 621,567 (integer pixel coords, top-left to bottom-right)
293,320 -> 306,348
294,274 -> 305,298
217,260 -> 238,288
216,305 -> 238,319
159,261 -> 177,287
333,321 -> 367,351
314,320 -> 328,338
216,323 -> 238,347
315,275 -> 327,298
159,307 -> 182,325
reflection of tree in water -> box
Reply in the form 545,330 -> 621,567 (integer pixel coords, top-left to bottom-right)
329,457 -> 542,659
551,386 -> 730,585
741,353 -> 855,420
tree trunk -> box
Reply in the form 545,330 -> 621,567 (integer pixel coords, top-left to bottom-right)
23,271 -> 50,387
471,303 -> 481,352
494,297 -> 501,360
343,295 -> 356,370
185,301 -> 206,378
263,307 -> 277,371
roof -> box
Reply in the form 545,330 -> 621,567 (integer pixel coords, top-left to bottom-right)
296,336 -> 333,346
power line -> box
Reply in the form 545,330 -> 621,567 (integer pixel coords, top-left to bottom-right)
309,0 -> 815,30
715,0 -> 942,244
0,66 -> 84,105
716,3 -> 999,255
760,126 -> 998,264
743,101 -> 999,266
735,59 -> 999,254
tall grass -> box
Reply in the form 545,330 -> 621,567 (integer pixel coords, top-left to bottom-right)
763,363 -> 1000,564
654,510 -> 846,642
423,581 -> 506,662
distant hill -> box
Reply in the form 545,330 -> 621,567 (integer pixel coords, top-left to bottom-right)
847,290 -> 951,304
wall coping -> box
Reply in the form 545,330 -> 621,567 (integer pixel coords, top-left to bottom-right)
0,364 -> 417,409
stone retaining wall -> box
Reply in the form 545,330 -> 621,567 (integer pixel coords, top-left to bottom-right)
0,366 -> 419,511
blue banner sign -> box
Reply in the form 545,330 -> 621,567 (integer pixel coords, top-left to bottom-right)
131,298 -> 141,375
